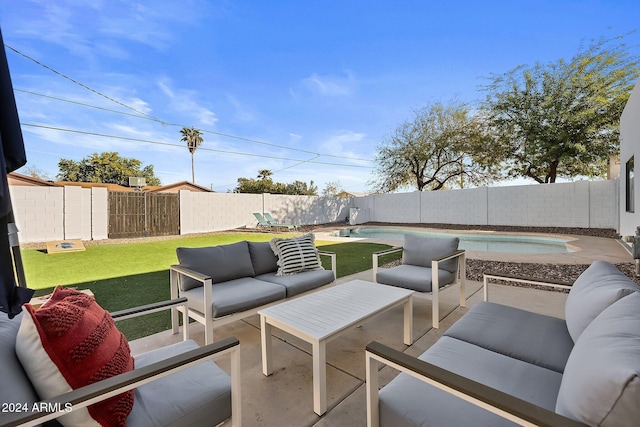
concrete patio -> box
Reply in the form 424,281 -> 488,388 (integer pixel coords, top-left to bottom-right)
128,267 -> 590,427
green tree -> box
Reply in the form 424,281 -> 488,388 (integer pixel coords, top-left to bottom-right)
234,170 -> 317,195
322,181 -> 344,197
480,35 -> 639,183
57,152 -> 161,186
370,101 -> 493,192
180,126 -> 204,183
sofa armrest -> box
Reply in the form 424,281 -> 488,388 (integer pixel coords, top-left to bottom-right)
365,341 -> 586,427
169,265 -> 214,338
111,297 -> 190,341
2,337 -> 242,427
318,250 -> 337,280
483,271 -> 572,302
372,246 -> 403,280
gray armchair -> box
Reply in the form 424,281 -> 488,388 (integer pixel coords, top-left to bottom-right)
373,234 -> 466,328
0,298 -> 241,427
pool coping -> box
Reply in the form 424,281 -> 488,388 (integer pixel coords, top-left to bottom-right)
315,225 -> 632,265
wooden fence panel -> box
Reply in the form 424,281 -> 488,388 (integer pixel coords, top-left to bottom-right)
108,192 -> 179,238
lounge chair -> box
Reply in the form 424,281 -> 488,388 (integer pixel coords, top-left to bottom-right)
253,212 -> 274,230
264,212 -> 298,230
372,234 -> 466,328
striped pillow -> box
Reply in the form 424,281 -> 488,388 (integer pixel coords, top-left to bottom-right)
269,233 -> 323,276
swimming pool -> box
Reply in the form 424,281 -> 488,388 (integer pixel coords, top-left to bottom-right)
335,227 -> 575,254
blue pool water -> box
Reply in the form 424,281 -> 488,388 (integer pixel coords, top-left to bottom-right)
336,228 -> 574,254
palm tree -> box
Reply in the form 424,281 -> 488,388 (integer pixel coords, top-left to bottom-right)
180,126 -> 204,183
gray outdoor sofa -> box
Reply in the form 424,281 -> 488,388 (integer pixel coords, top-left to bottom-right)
170,238 -> 337,344
0,298 -> 241,427
366,260 -> 640,426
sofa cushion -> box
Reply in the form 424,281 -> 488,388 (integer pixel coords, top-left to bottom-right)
379,336 -> 562,427
127,340 -> 231,427
176,241 -> 256,291
556,292 -> 640,426
256,269 -> 334,297
269,233 -> 323,276
15,287 -> 134,427
376,264 -> 455,293
0,312 -> 40,423
182,277 -> 286,318
403,234 -> 459,273
565,260 -> 639,342
444,301 -> 573,373
248,241 -> 278,275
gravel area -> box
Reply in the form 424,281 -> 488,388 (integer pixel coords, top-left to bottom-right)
380,258 -> 640,288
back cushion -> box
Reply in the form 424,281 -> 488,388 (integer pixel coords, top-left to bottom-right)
556,292 -> 640,426
565,260 -> 639,342
403,234 -> 459,273
248,241 -> 279,275
176,241 -> 255,290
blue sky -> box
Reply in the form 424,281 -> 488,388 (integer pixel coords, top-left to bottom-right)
1,1 -> 639,193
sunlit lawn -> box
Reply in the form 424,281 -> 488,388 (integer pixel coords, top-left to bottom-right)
21,233 -> 399,340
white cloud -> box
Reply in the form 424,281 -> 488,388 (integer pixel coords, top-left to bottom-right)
157,78 -> 218,126
298,71 -> 357,97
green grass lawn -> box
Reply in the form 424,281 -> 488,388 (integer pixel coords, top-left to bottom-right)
22,233 -> 400,340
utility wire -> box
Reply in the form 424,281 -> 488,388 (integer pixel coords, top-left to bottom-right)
9,48 -> 374,162
5,44 -> 169,125
21,123 -> 374,169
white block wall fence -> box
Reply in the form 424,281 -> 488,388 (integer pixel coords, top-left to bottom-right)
9,180 -> 619,243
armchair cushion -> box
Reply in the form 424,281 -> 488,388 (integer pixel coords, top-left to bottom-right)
556,292 -> 640,427
376,264 -> 455,293
127,340 -> 232,427
270,233 -> 323,276
176,241 -> 256,290
403,234 -> 459,273
564,260 -> 639,341
15,286 -> 134,427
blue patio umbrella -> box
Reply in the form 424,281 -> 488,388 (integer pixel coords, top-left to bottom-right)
0,27 -> 34,317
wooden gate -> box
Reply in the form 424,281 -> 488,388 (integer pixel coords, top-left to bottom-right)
108,192 -> 179,238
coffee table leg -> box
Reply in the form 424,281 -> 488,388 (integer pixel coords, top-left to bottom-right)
312,339 -> 327,415
403,296 -> 413,345
261,315 -> 273,376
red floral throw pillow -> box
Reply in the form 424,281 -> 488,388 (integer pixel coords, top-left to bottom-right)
16,286 -> 134,427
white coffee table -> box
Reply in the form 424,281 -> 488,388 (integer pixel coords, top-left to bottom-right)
259,279 -> 414,415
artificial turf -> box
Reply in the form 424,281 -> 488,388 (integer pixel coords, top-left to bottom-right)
21,234 -> 399,340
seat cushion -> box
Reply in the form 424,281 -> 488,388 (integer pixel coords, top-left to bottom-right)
15,286 -> 134,427
183,277 -> 286,318
403,234 -> 459,273
556,292 -> 640,427
256,269 -> 334,297
565,260 -> 639,342
127,340 -> 231,427
0,312 -> 40,425
379,336 -> 562,427
444,301 -> 573,373
376,264 -> 455,293
269,233 -> 323,276
176,241 -> 256,291
248,241 -> 278,275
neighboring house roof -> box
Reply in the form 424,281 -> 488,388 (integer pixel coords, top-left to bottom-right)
7,172 -> 57,187
55,180 -> 132,192
8,172 -> 213,193
336,191 -> 367,197
146,181 -> 213,193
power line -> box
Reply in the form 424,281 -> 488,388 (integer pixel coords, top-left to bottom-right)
5,44 -> 169,125
21,123 -> 374,169
9,47 -> 374,162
